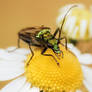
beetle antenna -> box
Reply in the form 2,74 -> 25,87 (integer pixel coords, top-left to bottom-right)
58,5 -> 78,40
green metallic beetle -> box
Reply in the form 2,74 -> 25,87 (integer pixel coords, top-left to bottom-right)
17,5 -> 77,66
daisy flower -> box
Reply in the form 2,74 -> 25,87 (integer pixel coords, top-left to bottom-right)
0,44 -> 91,92
56,4 -> 92,41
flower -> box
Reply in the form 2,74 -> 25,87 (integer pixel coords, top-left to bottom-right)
0,45 -> 92,92
25,45 -> 83,92
56,4 -> 92,41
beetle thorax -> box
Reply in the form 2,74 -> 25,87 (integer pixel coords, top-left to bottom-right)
48,39 -> 61,54
36,29 -> 53,41
36,29 -> 61,54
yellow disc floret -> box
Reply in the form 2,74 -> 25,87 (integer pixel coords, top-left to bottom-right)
25,45 -> 83,92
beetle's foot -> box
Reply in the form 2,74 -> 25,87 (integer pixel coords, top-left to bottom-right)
57,62 -> 60,67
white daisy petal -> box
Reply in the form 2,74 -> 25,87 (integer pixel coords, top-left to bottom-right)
0,60 -> 24,81
80,20 -> 88,39
6,47 -> 30,55
1,77 -> 26,92
29,87 -> 40,92
57,4 -> 92,40
76,90 -> 82,92
67,44 -> 81,56
59,4 -> 84,14
83,80 -> 92,92
72,26 -> 79,39
67,16 -> 77,36
13,48 -> 30,55
57,3 -> 85,27
0,49 -> 27,61
78,54 -> 92,64
5,47 -> 17,51
56,13 -> 66,27
19,82 -> 31,92
63,16 -> 72,31
67,44 -> 92,64
82,65 -> 92,86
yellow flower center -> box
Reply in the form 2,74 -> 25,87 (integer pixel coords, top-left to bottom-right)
25,45 -> 83,92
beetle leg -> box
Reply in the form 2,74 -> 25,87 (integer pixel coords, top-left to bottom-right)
53,28 -> 60,37
41,48 -> 60,66
26,45 -> 34,66
26,44 -> 42,66
59,37 -> 67,50
26,44 -> 34,66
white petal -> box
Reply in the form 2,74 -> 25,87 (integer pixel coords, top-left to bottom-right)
80,20 -> 87,38
68,44 -> 92,64
19,82 -> 31,92
6,47 -> 30,56
14,48 -> 30,55
78,54 -> 92,64
63,16 -> 72,31
0,49 -> 27,62
67,43 -> 81,56
76,90 -> 82,92
82,65 -> 92,86
56,11 -> 72,28
5,47 -> 17,51
0,47 -> 30,81
83,80 -> 92,92
89,19 -> 92,38
29,87 -> 40,92
59,4 -> 85,13
56,12 -> 66,27
72,26 -> 79,39
57,3 -> 85,26
0,60 -> 24,81
1,77 -> 26,92
67,16 -> 77,36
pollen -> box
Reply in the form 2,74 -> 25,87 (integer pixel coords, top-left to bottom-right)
25,45 -> 83,92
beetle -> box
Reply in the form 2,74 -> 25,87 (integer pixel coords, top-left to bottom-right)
18,26 -> 66,66
17,5 -> 77,66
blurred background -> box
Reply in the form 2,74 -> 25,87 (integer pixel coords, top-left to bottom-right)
0,0 -> 92,48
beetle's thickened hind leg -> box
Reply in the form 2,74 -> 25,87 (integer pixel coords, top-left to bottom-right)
41,48 -> 60,66
26,45 -> 34,66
